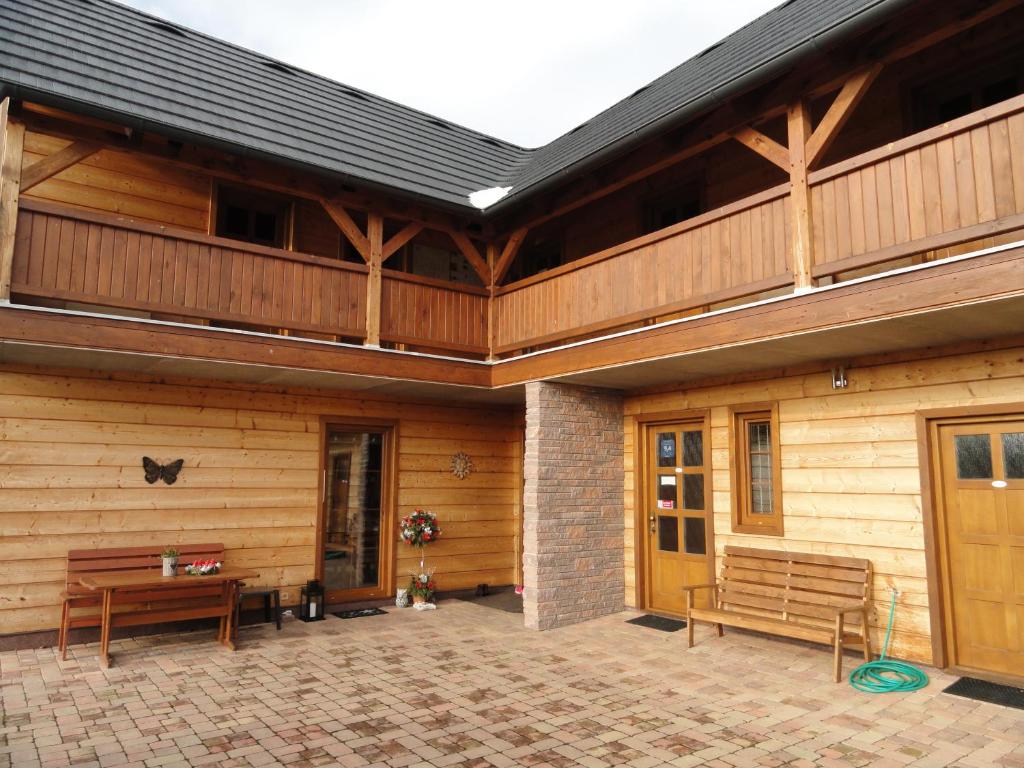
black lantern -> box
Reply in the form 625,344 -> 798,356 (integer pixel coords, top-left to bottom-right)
299,579 -> 325,622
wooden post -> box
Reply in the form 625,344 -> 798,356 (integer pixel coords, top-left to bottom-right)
786,100 -> 814,291
486,243 -> 498,361
0,98 -> 26,301
364,213 -> 383,346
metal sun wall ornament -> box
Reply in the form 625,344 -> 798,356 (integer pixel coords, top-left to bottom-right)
450,451 -> 473,480
143,457 -> 184,485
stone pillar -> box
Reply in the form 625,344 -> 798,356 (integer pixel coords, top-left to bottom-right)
522,381 -> 625,630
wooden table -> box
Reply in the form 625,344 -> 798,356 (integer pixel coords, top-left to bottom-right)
78,567 -> 259,667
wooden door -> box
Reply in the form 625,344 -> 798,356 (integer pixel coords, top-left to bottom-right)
644,421 -> 713,615
936,419 -> 1024,680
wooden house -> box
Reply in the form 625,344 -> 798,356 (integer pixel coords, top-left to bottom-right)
0,0 -> 1022,684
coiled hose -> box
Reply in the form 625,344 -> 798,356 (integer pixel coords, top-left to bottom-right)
848,589 -> 929,693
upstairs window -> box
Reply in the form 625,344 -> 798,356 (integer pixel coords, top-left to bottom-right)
215,185 -> 291,248
910,58 -> 1023,132
730,403 -> 783,536
643,182 -> 703,235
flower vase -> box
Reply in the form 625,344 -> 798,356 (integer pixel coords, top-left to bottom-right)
413,594 -> 426,605
162,556 -> 177,577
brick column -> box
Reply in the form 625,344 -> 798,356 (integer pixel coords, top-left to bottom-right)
522,381 -> 624,630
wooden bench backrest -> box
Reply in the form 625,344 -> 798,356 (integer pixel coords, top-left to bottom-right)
719,546 -> 871,625
65,544 -> 225,595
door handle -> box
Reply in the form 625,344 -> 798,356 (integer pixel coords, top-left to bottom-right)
649,514 -> 656,534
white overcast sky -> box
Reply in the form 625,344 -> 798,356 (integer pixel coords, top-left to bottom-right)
119,0 -> 780,148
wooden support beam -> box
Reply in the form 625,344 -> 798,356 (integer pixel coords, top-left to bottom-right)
320,198 -> 370,262
448,229 -> 491,286
486,243 -> 498,360
731,126 -> 790,171
0,98 -> 26,301
19,139 -> 101,193
364,213 -> 384,346
492,227 -> 529,286
805,65 -> 882,168
381,221 -> 423,262
787,100 -> 815,292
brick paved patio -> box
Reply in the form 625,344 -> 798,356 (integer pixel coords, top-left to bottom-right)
1,601 -> 1022,768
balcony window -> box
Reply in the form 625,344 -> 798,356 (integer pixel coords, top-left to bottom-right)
215,185 -> 291,248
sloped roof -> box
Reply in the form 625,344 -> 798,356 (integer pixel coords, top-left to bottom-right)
0,0 -> 904,213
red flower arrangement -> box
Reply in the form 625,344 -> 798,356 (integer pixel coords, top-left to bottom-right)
400,509 -> 441,548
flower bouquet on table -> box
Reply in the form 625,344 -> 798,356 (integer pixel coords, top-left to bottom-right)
408,570 -> 437,611
185,560 -> 222,576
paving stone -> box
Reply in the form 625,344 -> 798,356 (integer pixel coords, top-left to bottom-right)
1,602 -> 1022,768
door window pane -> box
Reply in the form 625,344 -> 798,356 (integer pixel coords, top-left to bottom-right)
657,433 -> 676,467
683,430 -> 703,467
683,517 -> 706,555
323,430 -> 384,591
1002,432 -> 1024,479
657,516 -> 679,552
955,434 -> 993,479
657,475 -> 677,510
683,474 -> 704,510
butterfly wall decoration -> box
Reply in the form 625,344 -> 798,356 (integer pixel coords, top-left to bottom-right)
143,457 -> 184,485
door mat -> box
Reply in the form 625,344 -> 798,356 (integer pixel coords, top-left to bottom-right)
626,614 -> 687,632
331,607 -> 387,620
943,677 -> 1024,710
458,591 -> 523,614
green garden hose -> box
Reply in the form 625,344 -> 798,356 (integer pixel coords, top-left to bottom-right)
848,589 -> 929,693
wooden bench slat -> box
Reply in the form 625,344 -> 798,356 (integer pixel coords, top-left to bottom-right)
724,545 -> 870,570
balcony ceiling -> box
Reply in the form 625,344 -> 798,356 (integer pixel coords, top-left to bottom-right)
541,293 -> 1024,392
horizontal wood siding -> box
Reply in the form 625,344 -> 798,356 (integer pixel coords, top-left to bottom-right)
11,200 -> 368,337
811,94 -> 1024,277
380,273 -> 489,353
21,131 -> 211,231
0,368 -> 522,634
493,187 -> 792,352
624,345 -> 1024,663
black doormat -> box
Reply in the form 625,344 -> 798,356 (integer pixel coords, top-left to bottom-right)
943,677 -> 1024,710
331,607 -> 388,620
626,614 -> 687,632
457,591 -> 523,614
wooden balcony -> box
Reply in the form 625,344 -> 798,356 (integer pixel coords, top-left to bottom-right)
493,94 -> 1024,355
6,97 -> 1024,369
9,199 -> 489,355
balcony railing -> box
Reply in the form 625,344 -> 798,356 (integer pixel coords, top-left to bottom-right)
492,93 -> 1024,355
9,199 -> 489,354
492,185 -> 793,354
9,96 -> 1024,362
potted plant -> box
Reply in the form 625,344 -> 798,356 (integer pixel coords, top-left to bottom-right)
399,509 -> 441,573
408,570 -> 436,606
161,547 -> 179,577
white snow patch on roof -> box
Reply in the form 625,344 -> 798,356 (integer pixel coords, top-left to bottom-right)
468,186 -> 512,209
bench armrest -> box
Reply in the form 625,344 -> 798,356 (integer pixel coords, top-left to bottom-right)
680,582 -> 718,592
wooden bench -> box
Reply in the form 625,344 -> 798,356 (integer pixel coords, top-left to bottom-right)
683,546 -> 873,682
59,544 -> 226,659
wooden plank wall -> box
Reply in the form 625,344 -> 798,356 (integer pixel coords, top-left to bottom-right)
623,344 -> 1024,663
0,367 -> 523,635
380,272 -> 489,353
22,131 -> 210,231
493,187 -> 791,353
11,200 -> 369,337
810,94 -> 1024,276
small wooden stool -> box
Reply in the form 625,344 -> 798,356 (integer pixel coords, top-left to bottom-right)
235,587 -> 282,633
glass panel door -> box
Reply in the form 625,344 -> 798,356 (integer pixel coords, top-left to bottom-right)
322,427 -> 387,599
